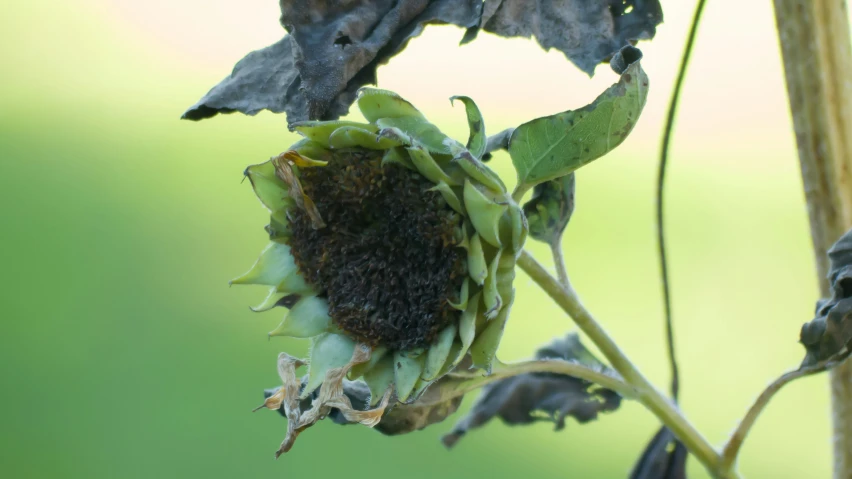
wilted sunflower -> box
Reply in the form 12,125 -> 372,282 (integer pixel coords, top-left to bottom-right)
234,88 -> 526,453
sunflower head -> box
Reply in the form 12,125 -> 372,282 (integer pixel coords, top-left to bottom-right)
235,88 -> 526,452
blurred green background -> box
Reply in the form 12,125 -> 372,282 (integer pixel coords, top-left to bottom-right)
0,1 -> 839,477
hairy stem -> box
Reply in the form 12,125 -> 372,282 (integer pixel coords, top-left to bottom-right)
773,2 -> 852,477
517,249 -> 735,478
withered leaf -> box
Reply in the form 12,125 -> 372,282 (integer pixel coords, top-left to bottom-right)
184,1 -> 663,125
183,0 -> 481,124
463,0 -> 663,75
264,376 -> 464,436
629,426 -> 688,479
441,333 -> 622,447
375,394 -> 465,436
800,228 -> 852,367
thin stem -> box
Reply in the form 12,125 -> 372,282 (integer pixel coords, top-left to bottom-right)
517,249 -> 736,478
426,358 -> 637,408
719,352 -> 851,475
483,128 -> 514,158
550,241 -> 572,288
512,183 -> 532,204
657,0 -> 707,402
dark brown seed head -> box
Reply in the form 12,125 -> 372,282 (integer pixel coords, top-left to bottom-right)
286,149 -> 466,351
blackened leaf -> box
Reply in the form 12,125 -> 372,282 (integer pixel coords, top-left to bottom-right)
441,333 -> 622,447
629,426 -> 688,479
509,46 -> 648,191
464,0 -> 663,75
800,227 -> 852,366
183,1 -> 481,124
523,172 -> 576,245
182,36 -> 305,121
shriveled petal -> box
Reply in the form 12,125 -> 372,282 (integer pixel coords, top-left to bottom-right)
349,346 -> 388,380
302,333 -> 356,399
422,323 -> 457,381
331,388 -> 391,428
280,150 -> 328,168
268,296 -> 332,338
464,180 -> 507,248
271,345 -> 385,458
272,155 -> 325,229
356,87 -> 425,123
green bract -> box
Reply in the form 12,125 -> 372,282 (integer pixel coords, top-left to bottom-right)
238,88 -> 526,454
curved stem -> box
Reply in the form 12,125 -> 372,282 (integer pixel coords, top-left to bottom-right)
512,183 -> 532,204
719,352 -> 851,475
517,249 -> 736,478
657,0 -> 707,403
483,128 -> 514,157
420,359 -> 637,409
550,241 -> 572,289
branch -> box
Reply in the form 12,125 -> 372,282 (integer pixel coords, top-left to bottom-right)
719,350 -> 852,475
435,358 -> 637,405
516,249 -> 736,478
482,128 -> 514,158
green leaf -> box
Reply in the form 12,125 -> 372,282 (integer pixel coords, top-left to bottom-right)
509,46 -> 648,191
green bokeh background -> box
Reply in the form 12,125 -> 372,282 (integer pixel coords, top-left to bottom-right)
0,1 -> 835,478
